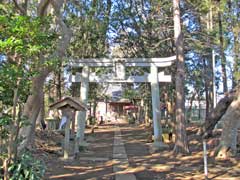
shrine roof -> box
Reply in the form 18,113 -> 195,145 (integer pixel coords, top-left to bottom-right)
49,96 -> 87,111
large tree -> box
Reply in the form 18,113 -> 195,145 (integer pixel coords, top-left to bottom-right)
0,1 -> 65,178
215,86 -> 240,158
173,0 -> 189,154
218,5 -> 228,93
3,0 -> 72,150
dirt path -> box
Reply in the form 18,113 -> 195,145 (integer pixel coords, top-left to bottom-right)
43,121 -> 240,180
120,124 -> 240,180
45,124 -> 115,180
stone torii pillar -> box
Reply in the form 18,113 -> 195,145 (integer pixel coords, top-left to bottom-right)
150,64 -> 168,148
76,66 -> 89,147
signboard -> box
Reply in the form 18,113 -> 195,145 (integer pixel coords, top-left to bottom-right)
115,62 -> 125,80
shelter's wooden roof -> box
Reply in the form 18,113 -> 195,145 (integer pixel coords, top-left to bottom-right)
49,96 -> 87,111
108,98 -> 131,105
109,102 -> 132,105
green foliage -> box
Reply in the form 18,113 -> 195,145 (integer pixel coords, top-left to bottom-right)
66,1 -> 111,58
8,152 -> 45,180
122,82 -> 151,102
0,115 -> 11,140
123,88 -> 139,100
0,15 -> 56,58
162,124 -> 173,134
0,62 -> 31,105
111,0 -> 174,58
0,8 -> 57,105
88,117 -> 96,125
128,116 -> 135,124
0,4 -> 58,179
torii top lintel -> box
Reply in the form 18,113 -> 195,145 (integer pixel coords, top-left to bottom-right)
70,56 -> 176,67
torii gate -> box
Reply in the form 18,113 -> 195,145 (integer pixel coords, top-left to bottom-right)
70,56 -> 176,148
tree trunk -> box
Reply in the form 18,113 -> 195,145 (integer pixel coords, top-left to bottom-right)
232,38 -> 240,88
56,66 -> 62,100
138,98 -> 144,123
3,159 -> 9,180
93,99 -> 97,120
8,83 -> 19,160
144,100 -> 150,125
197,95 -> 201,120
19,69 -> 49,150
31,88 -> 45,143
17,0 -> 72,150
203,58 -> 211,118
173,0 -> 189,154
232,10 -> 240,87
36,90 -> 46,130
71,82 -> 80,97
4,81 -> 20,179
208,5 -> 215,111
227,0 -> 239,88
215,89 -> 240,158
218,11 -> 228,93
187,91 -> 196,122
204,90 -> 236,138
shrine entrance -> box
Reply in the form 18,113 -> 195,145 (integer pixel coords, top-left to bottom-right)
70,56 -> 176,148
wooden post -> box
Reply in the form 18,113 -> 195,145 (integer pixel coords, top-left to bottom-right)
61,106 -> 74,159
71,111 -> 76,135
105,97 -> 108,121
203,139 -> 208,179
144,102 -> 149,125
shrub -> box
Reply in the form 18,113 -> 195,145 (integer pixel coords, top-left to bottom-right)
8,152 -> 45,180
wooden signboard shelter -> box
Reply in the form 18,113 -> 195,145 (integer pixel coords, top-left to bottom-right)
70,56 -> 176,148
49,96 -> 87,159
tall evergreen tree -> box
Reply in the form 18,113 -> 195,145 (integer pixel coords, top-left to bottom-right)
173,0 -> 189,154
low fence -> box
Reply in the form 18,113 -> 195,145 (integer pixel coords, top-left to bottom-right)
160,107 -> 206,123
186,108 -> 206,123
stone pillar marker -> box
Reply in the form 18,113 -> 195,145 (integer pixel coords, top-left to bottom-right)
62,107 -> 72,159
76,66 -> 89,147
150,64 -> 167,148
